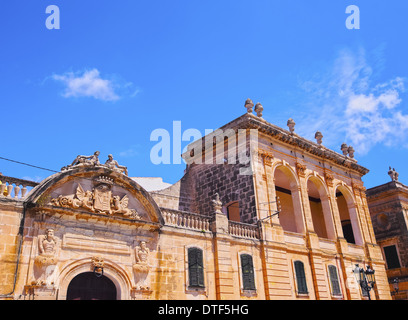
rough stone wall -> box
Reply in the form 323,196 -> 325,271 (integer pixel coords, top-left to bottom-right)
183,163 -> 257,224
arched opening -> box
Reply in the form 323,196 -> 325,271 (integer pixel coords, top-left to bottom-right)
335,186 -> 362,245
307,179 -> 327,238
66,272 -> 117,300
226,201 -> 240,222
307,177 -> 335,240
274,166 -> 305,234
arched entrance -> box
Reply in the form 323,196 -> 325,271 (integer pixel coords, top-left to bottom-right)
66,272 -> 117,300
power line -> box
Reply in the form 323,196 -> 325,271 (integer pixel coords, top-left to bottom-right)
0,156 -> 58,173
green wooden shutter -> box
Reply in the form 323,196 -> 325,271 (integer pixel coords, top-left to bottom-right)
328,265 -> 341,296
241,254 -> 256,290
188,248 -> 204,288
294,261 -> 308,294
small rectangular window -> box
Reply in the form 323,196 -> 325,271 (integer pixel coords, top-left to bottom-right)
294,261 -> 308,294
240,254 -> 256,290
383,245 -> 401,269
188,248 -> 204,288
328,265 -> 342,296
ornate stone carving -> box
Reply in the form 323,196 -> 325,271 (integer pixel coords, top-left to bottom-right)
61,152 -> 129,176
388,166 -> 399,181
105,154 -> 128,176
33,229 -> 59,286
296,163 -> 307,177
324,173 -> 334,187
258,149 -> 273,166
91,256 -> 105,275
133,241 -> 150,290
352,182 -> 366,192
315,131 -> 323,145
245,98 -> 254,113
62,151 -> 100,171
348,146 -> 355,158
254,102 -> 263,117
287,118 -> 295,133
341,143 -> 348,156
212,193 -> 223,214
49,177 -> 141,220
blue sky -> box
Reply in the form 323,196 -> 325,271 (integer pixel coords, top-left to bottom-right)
1,0 -> 408,189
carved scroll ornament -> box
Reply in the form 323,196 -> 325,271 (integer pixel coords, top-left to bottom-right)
49,178 -> 141,220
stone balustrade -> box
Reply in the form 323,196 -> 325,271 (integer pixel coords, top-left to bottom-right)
161,208 -> 211,232
0,175 -> 38,200
228,220 -> 260,239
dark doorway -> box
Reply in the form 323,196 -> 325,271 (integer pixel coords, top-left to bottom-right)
341,220 -> 355,244
67,272 -> 117,300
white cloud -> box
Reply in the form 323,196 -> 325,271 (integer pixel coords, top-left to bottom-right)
295,47 -> 407,156
52,69 -> 120,101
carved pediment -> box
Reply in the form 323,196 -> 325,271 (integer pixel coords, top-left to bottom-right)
48,176 -> 142,220
27,165 -> 164,225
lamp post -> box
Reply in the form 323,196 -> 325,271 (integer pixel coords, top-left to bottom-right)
353,264 -> 376,300
392,278 -> 399,298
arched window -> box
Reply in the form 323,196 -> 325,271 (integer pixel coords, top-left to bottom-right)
307,177 -> 335,240
335,187 -> 363,245
294,261 -> 308,295
274,166 -> 305,234
187,247 -> 204,288
240,254 -> 256,290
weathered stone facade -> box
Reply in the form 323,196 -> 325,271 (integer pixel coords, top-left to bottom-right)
366,176 -> 408,299
0,109 -> 391,300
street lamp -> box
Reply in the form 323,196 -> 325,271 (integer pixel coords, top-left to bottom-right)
353,264 -> 376,300
392,278 -> 399,297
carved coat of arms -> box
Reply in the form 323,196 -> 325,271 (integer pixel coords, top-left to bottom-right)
49,176 -> 141,220
93,184 -> 112,214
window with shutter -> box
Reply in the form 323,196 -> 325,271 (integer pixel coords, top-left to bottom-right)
188,247 -> 204,288
328,265 -> 342,296
240,254 -> 256,290
294,261 -> 308,294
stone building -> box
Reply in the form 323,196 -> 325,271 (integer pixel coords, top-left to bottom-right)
366,168 -> 408,300
0,100 -> 391,300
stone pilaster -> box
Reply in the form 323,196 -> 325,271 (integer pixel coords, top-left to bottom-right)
211,195 -> 235,300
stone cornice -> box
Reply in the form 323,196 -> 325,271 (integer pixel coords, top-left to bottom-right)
184,113 -> 369,176
366,180 -> 408,197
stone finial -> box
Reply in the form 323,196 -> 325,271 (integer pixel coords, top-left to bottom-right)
287,118 -> 295,133
388,166 -> 399,181
341,143 -> 348,156
348,146 -> 355,158
315,131 -> 323,145
212,193 -> 223,214
254,102 -> 263,117
245,98 -> 254,113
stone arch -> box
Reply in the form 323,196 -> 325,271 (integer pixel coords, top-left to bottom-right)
334,183 -> 363,246
57,257 -> 132,300
272,162 -> 305,234
305,174 -> 336,239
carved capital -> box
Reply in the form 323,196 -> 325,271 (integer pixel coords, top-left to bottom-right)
352,183 -> 366,193
257,149 -> 274,166
324,173 -> 334,187
296,163 -> 307,178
